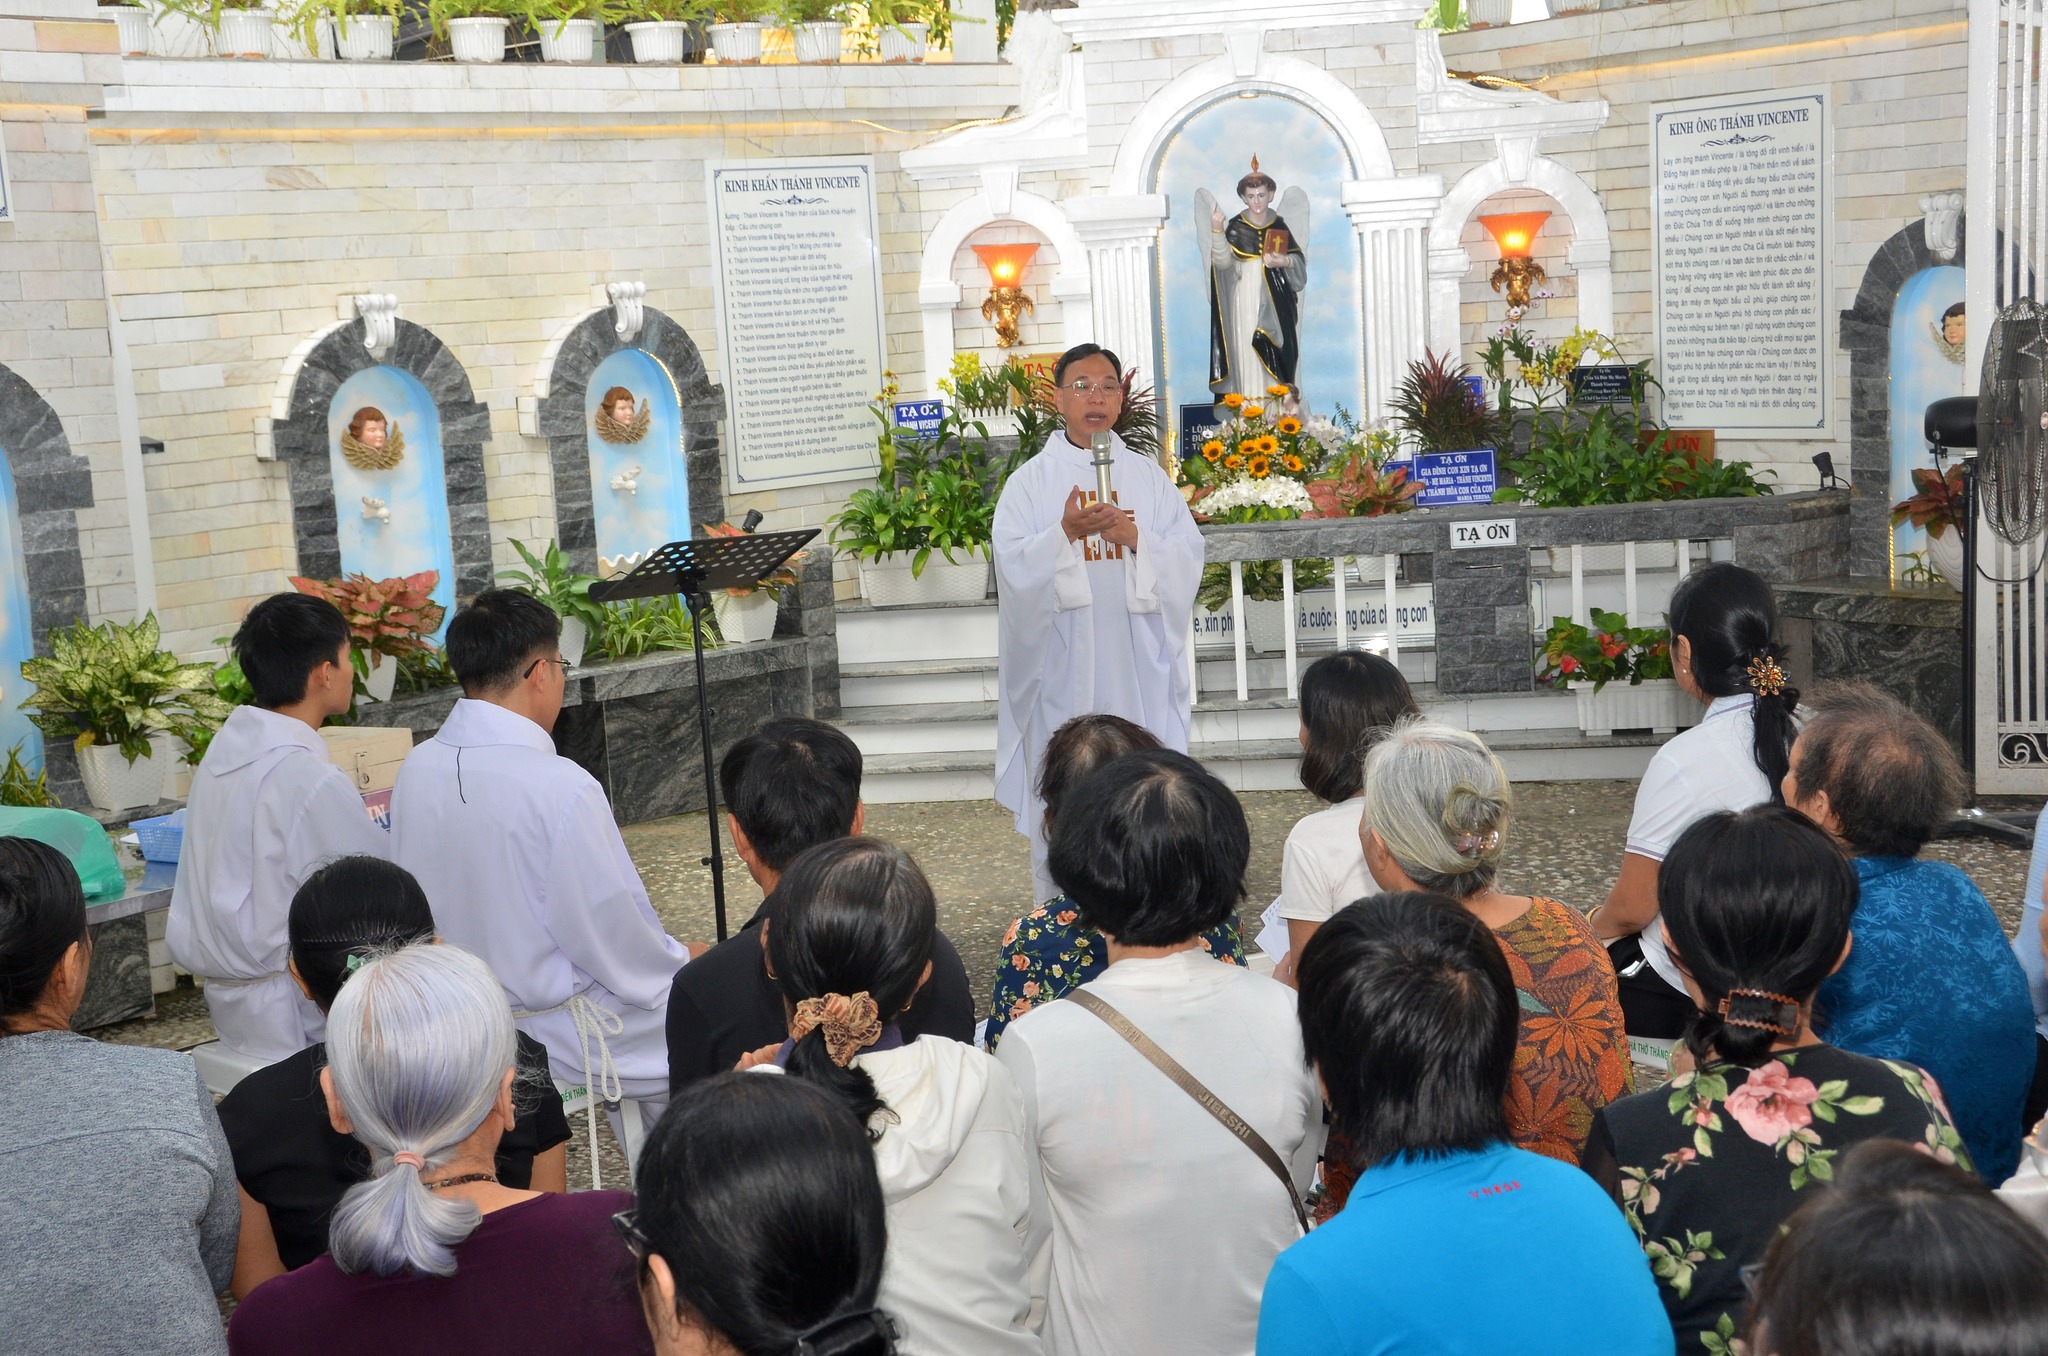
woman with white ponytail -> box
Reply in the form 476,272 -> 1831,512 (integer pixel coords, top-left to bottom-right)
227,943 -> 651,1355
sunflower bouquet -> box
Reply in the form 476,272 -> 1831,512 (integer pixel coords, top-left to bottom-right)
1179,384 -> 1330,503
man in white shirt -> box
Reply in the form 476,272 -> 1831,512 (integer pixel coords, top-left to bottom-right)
390,588 -> 691,1117
993,343 -> 1205,902
168,593 -> 390,1061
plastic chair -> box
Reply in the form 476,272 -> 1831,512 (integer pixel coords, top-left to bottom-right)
185,1040 -> 273,1097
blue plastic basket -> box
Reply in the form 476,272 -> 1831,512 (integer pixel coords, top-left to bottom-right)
129,813 -> 183,864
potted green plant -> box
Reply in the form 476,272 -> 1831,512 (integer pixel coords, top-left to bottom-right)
515,0 -> 617,60
699,521 -> 805,643
1891,465 -> 1967,592
863,0 -> 927,61
831,383 -> 1000,606
290,571 -> 446,703
498,540 -> 606,662
771,0 -> 843,60
1391,349 -> 1497,459
139,0 -> 216,53
1536,609 -> 1693,737
214,0 -> 277,57
18,614 -> 233,812
621,0 -> 703,60
426,0 -> 515,61
102,0 -> 158,55
278,0 -> 398,57
707,0 -> 763,58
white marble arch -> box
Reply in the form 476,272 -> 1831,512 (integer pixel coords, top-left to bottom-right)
1075,48 -> 1439,418
916,188 -> 1093,395
1426,153 -> 1615,357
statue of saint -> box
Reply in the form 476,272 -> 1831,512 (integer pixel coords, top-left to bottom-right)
1196,158 -> 1309,406
341,405 -> 404,472
595,385 -> 651,445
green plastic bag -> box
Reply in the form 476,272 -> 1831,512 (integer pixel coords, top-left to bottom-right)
0,807 -> 129,903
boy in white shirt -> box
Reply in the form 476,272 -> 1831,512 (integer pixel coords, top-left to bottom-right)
168,593 -> 390,1061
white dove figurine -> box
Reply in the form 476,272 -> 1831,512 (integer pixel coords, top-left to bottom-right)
361,496 -> 390,524
611,465 -> 642,497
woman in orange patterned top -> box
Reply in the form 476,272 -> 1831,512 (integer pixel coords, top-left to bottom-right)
1356,719 -> 1632,1165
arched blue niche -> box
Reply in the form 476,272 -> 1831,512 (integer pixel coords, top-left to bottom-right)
536,304 -> 724,578
269,317 -> 493,601
584,348 -> 689,565
326,368 -> 458,634
1153,92 -> 1364,423
1885,266 -> 1967,568
0,361 -> 98,781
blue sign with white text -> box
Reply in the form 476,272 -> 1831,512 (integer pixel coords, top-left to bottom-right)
893,400 -> 945,435
1413,449 -> 1499,507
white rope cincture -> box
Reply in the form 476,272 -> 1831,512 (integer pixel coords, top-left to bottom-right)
514,992 -> 625,1191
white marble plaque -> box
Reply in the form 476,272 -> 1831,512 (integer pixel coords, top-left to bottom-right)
1652,90 -> 1830,437
708,158 -> 885,492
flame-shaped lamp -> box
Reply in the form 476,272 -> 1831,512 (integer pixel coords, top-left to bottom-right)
973,242 -> 1040,348
1478,211 -> 1552,322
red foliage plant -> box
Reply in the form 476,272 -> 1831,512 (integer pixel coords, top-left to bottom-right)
289,571 -> 445,660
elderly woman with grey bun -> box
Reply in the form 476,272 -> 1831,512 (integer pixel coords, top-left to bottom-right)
1357,720 -> 1632,1169
226,943 -> 652,1356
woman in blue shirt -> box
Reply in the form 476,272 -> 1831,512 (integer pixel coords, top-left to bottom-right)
1785,682 -> 2034,1184
1262,892 -> 1670,1356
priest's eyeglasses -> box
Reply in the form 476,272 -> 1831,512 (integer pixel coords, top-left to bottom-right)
1060,380 -> 1122,398
524,655 -> 573,680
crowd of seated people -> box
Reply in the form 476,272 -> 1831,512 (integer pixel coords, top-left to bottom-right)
11,562 -> 2048,1356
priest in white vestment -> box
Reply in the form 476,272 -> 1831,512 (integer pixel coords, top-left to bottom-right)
993,344 -> 1205,902
169,593 -> 390,1062
390,589 -> 691,1112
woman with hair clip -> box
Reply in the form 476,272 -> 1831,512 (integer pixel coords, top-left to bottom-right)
1594,562 -> 1804,1043
987,713 -> 1243,1048
1583,806 -> 1969,1356
745,837 -> 1046,1356
1274,649 -> 1422,986
218,855 -> 570,1299
227,943 -> 650,1354
627,1073 -> 899,1356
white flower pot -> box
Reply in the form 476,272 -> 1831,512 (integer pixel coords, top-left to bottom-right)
1468,0 -> 1513,24
149,2 -> 211,56
360,654 -> 399,704
1245,598 -> 1290,654
113,6 -> 156,55
624,19 -> 685,61
218,7 -> 274,56
960,408 -> 1018,437
1925,528 -> 1966,593
791,19 -> 841,61
538,16 -> 596,60
558,615 -> 589,666
78,741 -> 167,814
448,14 -> 507,62
1570,678 -> 1697,739
878,19 -> 925,61
334,12 -> 393,58
708,20 -> 761,62
858,550 -> 990,606
156,733 -> 192,803
271,13 -> 336,58
712,590 -> 779,644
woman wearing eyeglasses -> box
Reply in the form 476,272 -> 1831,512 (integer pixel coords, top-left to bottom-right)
992,342 -> 1206,905
226,942 -> 651,1355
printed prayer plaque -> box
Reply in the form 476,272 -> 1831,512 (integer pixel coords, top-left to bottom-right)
1412,449 -> 1499,507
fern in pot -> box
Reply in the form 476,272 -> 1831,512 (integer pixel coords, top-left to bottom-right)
18,614 -> 233,812
771,0 -> 843,61
621,0 -> 704,61
707,0 -> 764,60
497,540 -> 607,662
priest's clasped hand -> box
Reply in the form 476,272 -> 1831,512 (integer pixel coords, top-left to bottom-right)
1061,486 -> 1138,549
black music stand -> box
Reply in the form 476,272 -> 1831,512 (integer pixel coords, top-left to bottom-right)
588,528 -> 819,940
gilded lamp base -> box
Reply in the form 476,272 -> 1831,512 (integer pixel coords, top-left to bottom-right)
1490,256 -> 1547,323
981,286 -> 1035,348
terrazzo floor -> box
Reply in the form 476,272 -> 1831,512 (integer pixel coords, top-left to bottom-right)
94,783 -> 2042,1207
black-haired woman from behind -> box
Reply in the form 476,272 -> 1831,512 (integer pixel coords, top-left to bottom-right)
629,1072 -> 900,1356
218,855 -> 569,1298
1595,562 -> 1805,1043
1582,806 -> 1970,1355
748,837 -> 1045,1356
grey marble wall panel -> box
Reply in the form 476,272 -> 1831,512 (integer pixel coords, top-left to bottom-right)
72,914 -> 152,1029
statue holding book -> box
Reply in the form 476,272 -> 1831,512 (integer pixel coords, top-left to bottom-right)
1197,156 -> 1309,406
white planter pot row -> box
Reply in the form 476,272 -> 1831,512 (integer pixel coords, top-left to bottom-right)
857,551 -> 990,607
1569,678 -> 1697,739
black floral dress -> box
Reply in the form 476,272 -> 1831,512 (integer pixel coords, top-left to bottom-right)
1584,1044 -> 1969,1355
983,895 -> 1244,1049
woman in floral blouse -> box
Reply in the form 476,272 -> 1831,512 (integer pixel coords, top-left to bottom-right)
986,715 -> 1242,1049
1583,805 -> 1970,1356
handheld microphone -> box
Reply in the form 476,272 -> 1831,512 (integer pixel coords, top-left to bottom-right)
1090,430 -> 1114,515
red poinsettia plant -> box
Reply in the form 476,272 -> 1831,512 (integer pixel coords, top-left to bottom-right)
290,571 -> 446,667
1305,447 -> 1424,519
1889,465 -> 1967,540
1537,609 -> 1673,692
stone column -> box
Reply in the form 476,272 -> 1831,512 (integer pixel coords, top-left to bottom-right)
1342,176 -> 1444,423
1064,194 -> 1169,378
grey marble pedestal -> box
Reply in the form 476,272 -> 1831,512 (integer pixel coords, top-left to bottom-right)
1776,577 -> 1962,750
